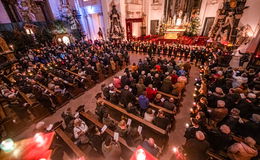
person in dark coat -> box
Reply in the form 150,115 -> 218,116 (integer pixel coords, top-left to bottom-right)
163,97 -> 176,111
183,131 -> 210,160
184,118 -> 201,139
161,76 -> 173,94
141,138 -> 159,157
125,127 -> 143,147
153,110 -> 170,130
119,85 -> 135,107
207,124 -> 233,151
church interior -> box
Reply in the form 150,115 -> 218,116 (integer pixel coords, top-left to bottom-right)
0,0 -> 259,160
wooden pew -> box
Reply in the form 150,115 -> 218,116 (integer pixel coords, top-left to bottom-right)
62,69 -> 94,87
115,89 -> 175,115
157,91 -> 179,100
80,111 -> 134,160
100,98 -> 168,149
15,87 -> 35,106
55,128 -> 89,159
35,81 -> 55,95
206,150 -> 226,160
48,73 -> 74,87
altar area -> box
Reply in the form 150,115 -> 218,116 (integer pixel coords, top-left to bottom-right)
164,26 -> 186,39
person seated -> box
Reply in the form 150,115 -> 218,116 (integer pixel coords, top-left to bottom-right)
141,138 -> 159,157
184,118 -> 201,139
163,97 -> 176,111
102,136 -> 121,160
208,100 -> 228,127
227,137 -> 258,160
113,76 -> 121,89
153,94 -> 163,106
73,118 -> 88,144
88,125 -> 105,151
207,124 -> 233,151
136,79 -> 146,96
119,85 -> 135,107
126,102 -> 139,115
61,107 -> 74,129
161,76 -> 173,94
146,84 -> 157,101
183,131 -> 210,160
125,127 -> 143,147
138,91 -> 149,117
144,108 -> 155,122
153,110 -> 170,130
222,108 -> 240,132
102,112 -> 115,130
115,119 -> 128,137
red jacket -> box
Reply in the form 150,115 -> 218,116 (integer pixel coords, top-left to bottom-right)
146,87 -> 157,100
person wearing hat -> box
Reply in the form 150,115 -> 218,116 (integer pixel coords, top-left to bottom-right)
209,100 -> 228,127
183,131 -> 210,160
207,124 -> 233,151
228,137 -> 258,160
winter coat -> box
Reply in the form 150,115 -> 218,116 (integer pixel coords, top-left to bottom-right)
113,78 -> 121,89
146,87 -> 157,100
102,141 -> 121,160
228,142 -> 258,160
136,83 -> 146,96
184,138 -> 210,160
138,95 -> 149,109
161,78 -> 173,94
210,107 -> 228,123
120,89 -> 134,107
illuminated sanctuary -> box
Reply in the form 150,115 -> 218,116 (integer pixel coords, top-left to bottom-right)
0,0 -> 260,160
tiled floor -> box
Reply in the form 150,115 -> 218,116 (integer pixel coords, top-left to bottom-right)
15,52 -> 199,160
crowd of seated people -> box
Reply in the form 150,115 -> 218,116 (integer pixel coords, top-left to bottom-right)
182,57 -> 260,160
0,40 -> 130,138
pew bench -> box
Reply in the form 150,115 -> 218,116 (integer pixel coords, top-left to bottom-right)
80,111 -> 134,160
100,98 -> 169,149
55,127 -> 89,159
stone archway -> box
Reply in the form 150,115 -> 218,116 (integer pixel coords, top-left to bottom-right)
0,37 -> 10,52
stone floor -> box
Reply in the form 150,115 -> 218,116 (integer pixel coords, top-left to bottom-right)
15,52 -> 199,160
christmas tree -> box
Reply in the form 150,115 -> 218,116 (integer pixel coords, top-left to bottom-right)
185,11 -> 200,36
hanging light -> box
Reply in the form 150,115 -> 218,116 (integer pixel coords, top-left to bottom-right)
0,138 -> 15,152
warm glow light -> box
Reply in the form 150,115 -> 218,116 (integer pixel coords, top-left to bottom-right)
247,31 -> 254,37
193,102 -> 196,106
185,123 -> 189,128
190,108 -> 193,112
34,133 -> 45,147
193,94 -> 196,97
0,138 -> 15,152
196,83 -> 200,86
176,18 -> 182,26
62,36 -> 70,45
136,149 -> 146,160
172,147 -> 178,153
195,88 -> 198,91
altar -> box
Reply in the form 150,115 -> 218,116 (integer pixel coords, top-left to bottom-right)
164,27 -> 186,39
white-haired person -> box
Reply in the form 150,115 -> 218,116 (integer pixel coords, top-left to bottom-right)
73,118 -> 88,144
227,137 -> 258,160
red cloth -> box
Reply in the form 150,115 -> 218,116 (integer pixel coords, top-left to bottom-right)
146,87 -> 157,100
155,65 -> 161,72
113,78 -> 121,89
171,74 -> 178,84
